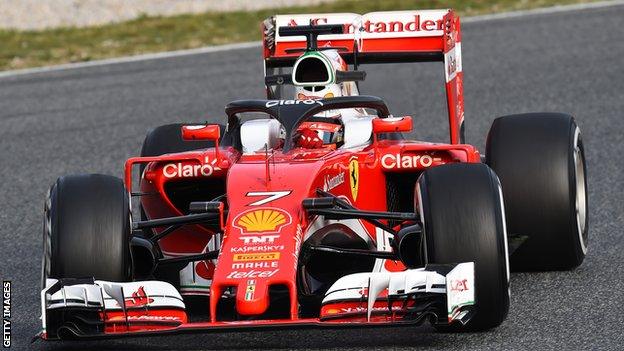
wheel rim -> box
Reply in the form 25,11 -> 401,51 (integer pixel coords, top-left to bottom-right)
573,130 -> 588,254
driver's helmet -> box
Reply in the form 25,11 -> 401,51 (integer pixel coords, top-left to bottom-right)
293,49 -> 360,148
294,83 -> 345,149
295,82 -> 343,101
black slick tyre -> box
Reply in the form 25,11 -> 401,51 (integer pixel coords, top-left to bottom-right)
486,113 -> 588,271
416,163 -> 510,331
42,174 -> 131,286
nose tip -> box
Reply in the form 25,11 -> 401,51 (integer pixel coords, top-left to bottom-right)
236,280 -> 269,316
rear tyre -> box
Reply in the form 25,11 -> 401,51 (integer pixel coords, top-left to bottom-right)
486,113 -> 588,270
42,174 -> 131,286
417,163 -> 509,331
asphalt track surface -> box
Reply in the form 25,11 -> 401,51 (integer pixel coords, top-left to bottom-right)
1,4 -> 623,351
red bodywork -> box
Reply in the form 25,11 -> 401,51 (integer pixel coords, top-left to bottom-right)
85,8 -> 477,336
120,142 -> 478,334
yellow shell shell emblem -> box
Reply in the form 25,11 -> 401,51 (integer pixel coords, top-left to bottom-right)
349,159 -> 359,201
235,208 -> 290,233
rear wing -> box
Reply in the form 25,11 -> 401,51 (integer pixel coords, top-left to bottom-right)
262,10 -> 465,144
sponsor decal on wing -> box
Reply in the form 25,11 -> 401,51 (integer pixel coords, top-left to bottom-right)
122,286 -> 154,308
276,10 -> 450,41
446,262 -> 475,322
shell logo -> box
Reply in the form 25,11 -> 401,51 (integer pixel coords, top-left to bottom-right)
234,208 -> 292,234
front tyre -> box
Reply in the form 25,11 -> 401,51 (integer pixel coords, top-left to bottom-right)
417,163 -> 510,331
42,174 -> 131,286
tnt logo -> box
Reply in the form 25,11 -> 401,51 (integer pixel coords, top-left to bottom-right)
239,235 -> 280,244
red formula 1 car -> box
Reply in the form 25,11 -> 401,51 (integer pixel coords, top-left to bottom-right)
38,9 -> 588,341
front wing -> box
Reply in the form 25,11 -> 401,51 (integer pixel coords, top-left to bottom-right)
39,263 -> 474,340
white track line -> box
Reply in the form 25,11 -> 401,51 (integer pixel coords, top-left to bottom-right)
0,0 -> 622,79
0,41 -> 261,79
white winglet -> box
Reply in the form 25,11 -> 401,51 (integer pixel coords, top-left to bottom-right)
102,283 -> 126,312
366,272 -> 391,321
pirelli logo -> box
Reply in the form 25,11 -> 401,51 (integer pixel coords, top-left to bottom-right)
233,252 -> 280,262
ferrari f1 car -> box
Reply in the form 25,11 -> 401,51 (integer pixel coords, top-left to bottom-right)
38,9 -> 588,341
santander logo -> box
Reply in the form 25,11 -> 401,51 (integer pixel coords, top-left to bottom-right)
287,15 -> 445,35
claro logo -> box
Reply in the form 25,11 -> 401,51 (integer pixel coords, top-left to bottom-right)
381,153 -> 442,169
265,99 -> 323,108
162,156 -> 220,178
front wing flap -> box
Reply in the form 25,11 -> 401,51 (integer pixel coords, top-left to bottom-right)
41,278 -> 187,340
39,263 -> 474,340
320,262 -> 475,325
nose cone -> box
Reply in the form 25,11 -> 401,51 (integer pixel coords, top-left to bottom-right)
210,207 -> 302,319
208,160 -> 323,321
235,278 -> 270,315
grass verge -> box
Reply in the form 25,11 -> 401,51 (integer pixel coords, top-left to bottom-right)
0,0 -> 602,71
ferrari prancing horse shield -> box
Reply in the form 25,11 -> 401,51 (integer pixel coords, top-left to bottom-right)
349,159 -> 359,201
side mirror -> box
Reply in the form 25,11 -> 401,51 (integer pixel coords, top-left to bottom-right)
372,116 -> 412,133
181,124 -> 220,141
